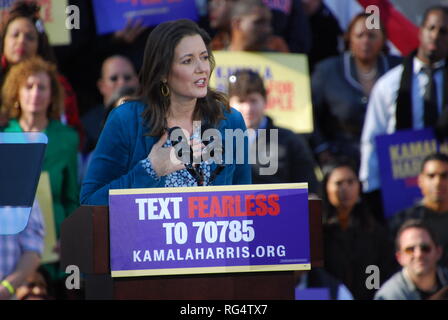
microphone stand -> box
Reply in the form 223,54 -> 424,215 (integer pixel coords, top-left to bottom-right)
168,126 -> 225,186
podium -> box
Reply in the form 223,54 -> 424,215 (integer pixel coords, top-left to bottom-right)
60,199 -> 323,299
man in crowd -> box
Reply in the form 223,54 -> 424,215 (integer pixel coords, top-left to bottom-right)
360,6 -> 448,220
389,153 -> 448,267
227,69 -> 319,194
81,55 -> 139,155
375,219 -> 448,300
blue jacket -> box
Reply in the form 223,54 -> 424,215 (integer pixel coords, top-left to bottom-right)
80,101 -> 252,205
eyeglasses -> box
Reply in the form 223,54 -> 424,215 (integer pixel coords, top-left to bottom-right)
108,74 -> 134,82
403,244 -> 433,255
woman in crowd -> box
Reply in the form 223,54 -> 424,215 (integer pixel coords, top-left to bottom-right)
0,1 -> 83,145
311,12 -> 401,168
81,19 -> 251,205
321,158 -> 396,299
1,57 -> 79,294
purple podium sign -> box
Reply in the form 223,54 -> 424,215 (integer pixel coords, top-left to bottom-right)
109,184 -> 310,277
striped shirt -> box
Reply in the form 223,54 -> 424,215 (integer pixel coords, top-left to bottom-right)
0,200 -> 45,280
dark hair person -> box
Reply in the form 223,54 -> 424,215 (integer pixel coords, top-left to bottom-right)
227,69 -> 320,193
81,19 -> 251,205
0,0 -> 84,144
310,12 -> 401,168
321,157 -> 395,300
0,1 -> 55,67
1,56 -> 79,284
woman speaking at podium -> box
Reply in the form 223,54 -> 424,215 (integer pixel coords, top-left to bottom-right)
81,19 -> 251,206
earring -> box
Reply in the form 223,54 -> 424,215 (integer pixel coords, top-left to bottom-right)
161,82 -> 170,97
14,101 -> 19,109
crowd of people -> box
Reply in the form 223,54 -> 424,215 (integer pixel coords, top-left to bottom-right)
1,0 -> 448,300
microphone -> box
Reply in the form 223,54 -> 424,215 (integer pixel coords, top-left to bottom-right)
168,124 -> 226,185
168,126 -> 185,158
201,124 -> 226,185
168,126 -> 203,185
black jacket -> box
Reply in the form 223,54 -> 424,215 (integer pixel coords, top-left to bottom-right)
250,117 -> 319,194
311,52 -> 402,164
323,203 -> 396,300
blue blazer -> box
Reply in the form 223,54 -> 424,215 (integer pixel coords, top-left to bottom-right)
80,101 -> 252,205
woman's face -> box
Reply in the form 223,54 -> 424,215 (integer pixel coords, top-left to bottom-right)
167,34 -> 210,103
326,166 -> 360,211
238,7 -> 272,50
349,17 -> 384,63
18,72 -> 52,117
208,0 -> 235,30
3,17 -> 39,65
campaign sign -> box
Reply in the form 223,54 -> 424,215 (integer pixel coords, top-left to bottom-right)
92,0 -> 199,35
375,128 -> 448,218
1,0 -> 70,45
109,184 -> 310,277
211,52 -> 313,133
295,288 -> 330,300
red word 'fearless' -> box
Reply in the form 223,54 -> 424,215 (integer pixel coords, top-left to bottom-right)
188,194 -> 280,218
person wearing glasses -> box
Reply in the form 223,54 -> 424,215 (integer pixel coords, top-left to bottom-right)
81,55 -> 139,155
389,153 -> 448,268
375,219 -> 448,300
97,55 -> 139,109
80,19 -> 251,206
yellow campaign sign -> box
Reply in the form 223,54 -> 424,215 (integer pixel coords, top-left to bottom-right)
35,171 -> 59,264
211,51 -> 313,133
0,0 -> 70,45
39,0 -> 70,45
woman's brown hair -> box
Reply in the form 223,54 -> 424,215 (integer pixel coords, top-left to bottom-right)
0,1 -> 57,65
138,19 -> 229,137
227,69 -> 267,100
1,56 -> 64,120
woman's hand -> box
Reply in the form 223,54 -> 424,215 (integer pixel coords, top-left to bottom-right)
114,18 -> 147,44
148,132 -> 185,177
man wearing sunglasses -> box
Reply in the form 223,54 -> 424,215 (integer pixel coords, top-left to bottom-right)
82,55 -> 139,155
375,219 -> 448,300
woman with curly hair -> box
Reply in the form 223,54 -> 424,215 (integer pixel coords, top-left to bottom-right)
1,56 -> 79,294
0,0 -> 84,146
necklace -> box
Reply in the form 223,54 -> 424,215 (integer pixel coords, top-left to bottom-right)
357,67 -> 378,81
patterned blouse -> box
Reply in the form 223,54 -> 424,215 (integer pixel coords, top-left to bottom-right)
140,139 -> 212,187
